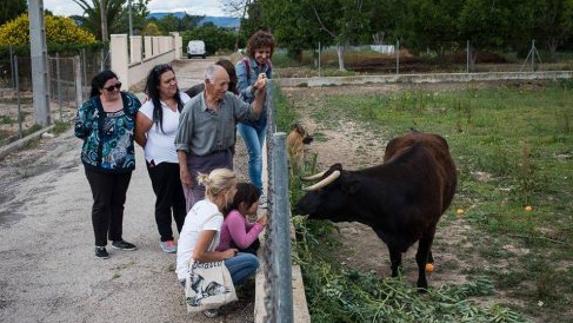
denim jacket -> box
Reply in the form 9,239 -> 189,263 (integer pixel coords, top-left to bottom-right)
74,92 -> 141,173
236,57 -> 272,131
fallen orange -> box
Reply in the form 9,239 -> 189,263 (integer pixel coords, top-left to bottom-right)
425,263 -> 434,272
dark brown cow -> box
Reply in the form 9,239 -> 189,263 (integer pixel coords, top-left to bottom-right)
294,131 -> 457,290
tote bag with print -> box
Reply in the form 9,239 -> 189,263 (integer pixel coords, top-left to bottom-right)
185,260 -> 237,312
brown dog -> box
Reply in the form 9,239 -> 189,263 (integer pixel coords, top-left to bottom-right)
286,123 -> 313,171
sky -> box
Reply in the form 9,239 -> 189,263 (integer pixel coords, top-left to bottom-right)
44,0 -> 227,17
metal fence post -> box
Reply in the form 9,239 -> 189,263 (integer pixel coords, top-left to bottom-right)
396,39 -> 400,75
15,56 -> 22,139
56,53 -> 63,121
82,48 -> 88,99
271,132 -> 293,323
74,55 -> 83,111
531,40 -> 535,72
466,40 -> 470,73
9,45 -> 15,89
318,41 -> 321,77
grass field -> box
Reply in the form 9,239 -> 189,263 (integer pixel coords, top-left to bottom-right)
277,81 -> 573,322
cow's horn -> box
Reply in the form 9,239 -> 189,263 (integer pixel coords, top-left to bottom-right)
301,170 -> 326,181
303,171 -> 340,191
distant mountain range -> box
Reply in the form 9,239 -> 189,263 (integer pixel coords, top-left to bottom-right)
148,12 -> 240,29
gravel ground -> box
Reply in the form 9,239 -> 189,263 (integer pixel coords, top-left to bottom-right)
0,127 -> 253,323
0,57 -> 262,323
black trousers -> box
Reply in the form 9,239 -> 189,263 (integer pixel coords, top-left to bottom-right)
85,168 -> 132,247
147,161 -> 187,241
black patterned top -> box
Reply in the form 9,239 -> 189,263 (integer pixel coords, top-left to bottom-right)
74,92 -> 141,173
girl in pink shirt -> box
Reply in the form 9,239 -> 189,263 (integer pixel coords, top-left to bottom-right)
218,183 -> 267,254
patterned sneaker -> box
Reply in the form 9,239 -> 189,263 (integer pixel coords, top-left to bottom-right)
95,246 -> 109,259
160,240 -> 177,254
111,240 -> 137,251
202,309 -> 219,318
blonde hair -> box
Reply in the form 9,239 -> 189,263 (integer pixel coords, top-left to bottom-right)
197,168 -> 237,199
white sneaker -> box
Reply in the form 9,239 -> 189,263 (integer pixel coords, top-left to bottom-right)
160,240 -> 177,253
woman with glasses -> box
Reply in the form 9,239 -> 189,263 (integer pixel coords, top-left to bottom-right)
74,70 -> 141,259
135,64 -> 191,254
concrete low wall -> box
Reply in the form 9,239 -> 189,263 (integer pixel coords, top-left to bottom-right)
127,50 -> 176,90
110,33 -> 182,90
275,70 -> 573,87
0,125 -> 55,160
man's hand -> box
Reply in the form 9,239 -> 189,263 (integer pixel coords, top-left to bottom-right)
180,167 -> 193,188
253,73 -> 267,94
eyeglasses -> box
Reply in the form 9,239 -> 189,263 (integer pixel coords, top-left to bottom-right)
103,83 -> 122,92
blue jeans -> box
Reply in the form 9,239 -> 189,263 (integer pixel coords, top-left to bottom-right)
224,252 -> 259,285
237,123 -> 266,193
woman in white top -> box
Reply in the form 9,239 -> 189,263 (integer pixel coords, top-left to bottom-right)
135,64 -> 191,253
176,168 -> 260,317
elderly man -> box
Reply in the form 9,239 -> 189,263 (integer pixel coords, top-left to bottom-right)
175,64 -> 267,210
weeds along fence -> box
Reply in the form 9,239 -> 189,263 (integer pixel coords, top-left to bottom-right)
261,80 -> 294,322
0,46 -> 106,145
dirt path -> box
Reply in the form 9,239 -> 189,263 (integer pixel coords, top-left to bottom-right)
0,58 -> 255,322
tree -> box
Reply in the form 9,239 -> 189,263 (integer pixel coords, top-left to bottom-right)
73,0 -> 149,39
255,0 -> 327,63
156,14 -> 180,33
0,13 -> 96,46
532,0 -> 573,58
0,0 -> 27,26
309,0 -> 373,70
149,14 -> 202,34
142,22 -> 161,36
116,0 -> 150,35
458,0 -> 518,67
367,0 -> 404,45
222,0 -> 252,50
400,0 -> 465,55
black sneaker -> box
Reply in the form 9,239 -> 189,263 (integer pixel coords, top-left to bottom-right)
95,246 -> 109,259
111,240 -> 137,251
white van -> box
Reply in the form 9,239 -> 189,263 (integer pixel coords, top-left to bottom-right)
187,40 -> 206,59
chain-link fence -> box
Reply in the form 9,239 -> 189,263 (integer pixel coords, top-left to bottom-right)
274,40 -> 573,78
261,81 -> 294,322
0,46 -> 106,146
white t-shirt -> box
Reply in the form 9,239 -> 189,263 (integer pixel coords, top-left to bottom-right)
139,92 -> 191,164
176,199 -> 224,280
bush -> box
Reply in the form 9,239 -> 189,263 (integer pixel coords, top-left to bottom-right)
0,14 -> 96,47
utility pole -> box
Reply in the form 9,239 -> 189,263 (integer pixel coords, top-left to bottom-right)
28,0 -> 51,126
128,0 -> 133,36
100,0 -> 108,70
100,0 -> 108,42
